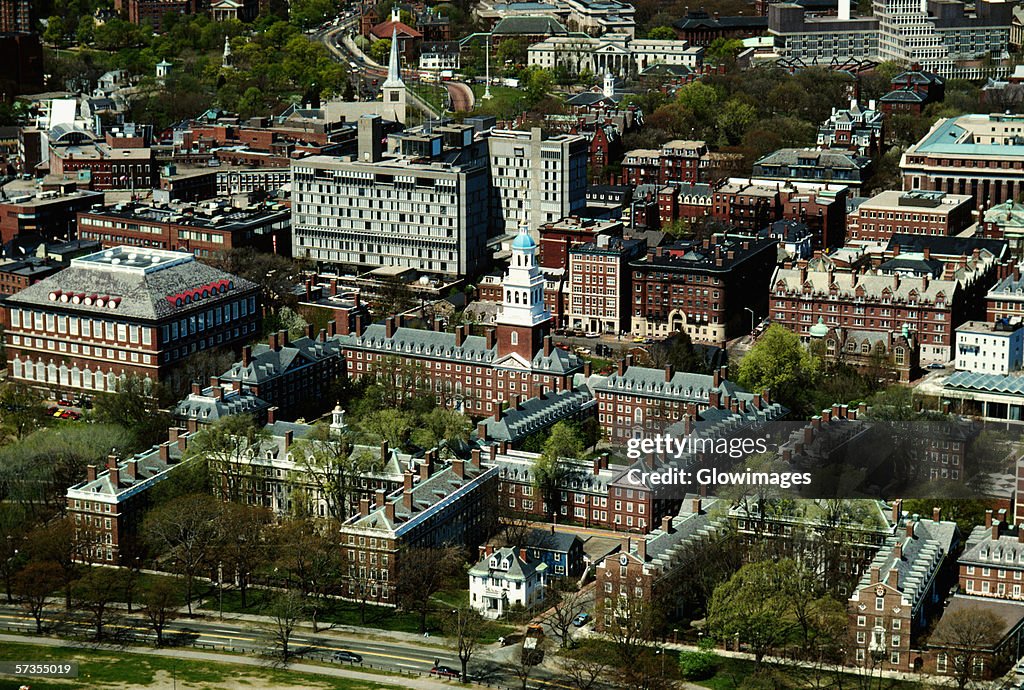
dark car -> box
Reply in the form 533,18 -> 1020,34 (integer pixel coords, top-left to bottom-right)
431,665 -> 460,678
927,363 -> 945,370
333,650 -> 363,663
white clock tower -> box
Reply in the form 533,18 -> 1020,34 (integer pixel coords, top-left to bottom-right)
496,225 -> 551,359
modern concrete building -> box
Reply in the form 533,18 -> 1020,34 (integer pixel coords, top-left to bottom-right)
486,128 -> 588,238
291,116 -> 490,278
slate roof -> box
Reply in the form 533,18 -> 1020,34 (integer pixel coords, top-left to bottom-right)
469,546 -> 547,581
67,439 -> 187,501
565,92 -> 618,107
960,523 -> 1024,567
494,448 -> 621,495
173,387 -> 271,424
491,15 -> 567,34
585,365 -> 743,403
984,200 -> 1024,229
7,247 -> 258,321
772,264 -> 960,303
630,496 -> 727,570
482,387 -> 596,442
885,233 -> 1008,261
988,272 -> 1024,299
880,88 -> 929,104
336,324 -> 582,375
753,148 -> 871,175
221,336 -> 344,386
526,527 -> 582,553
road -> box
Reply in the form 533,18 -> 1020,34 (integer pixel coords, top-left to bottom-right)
445,81 -> 475,112
0,605 -> 583,688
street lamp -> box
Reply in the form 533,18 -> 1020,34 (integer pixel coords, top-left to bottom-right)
743,307 -> 756,334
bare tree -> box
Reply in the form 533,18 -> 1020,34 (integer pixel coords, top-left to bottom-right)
443,606 -> 487,682
508,644 -> 544,690
291,423 -> 382,523
268,589 -> 307,663
930,605 -> 1006,690
13,561 -> 62,633
559,639 -> 610,690
142,493 -> 221,615
276,518 -> 342,632
24,517 -> 80,610
395,546 -> 463,633
547,586 -> 587,648
214,502 -> 271,609
74,566 -> 122,640
140,577 -> 181,646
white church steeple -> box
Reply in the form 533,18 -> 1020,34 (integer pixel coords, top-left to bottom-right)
498,224 -> 548,329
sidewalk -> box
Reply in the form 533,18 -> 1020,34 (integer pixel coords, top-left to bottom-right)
0,632 -> 457,690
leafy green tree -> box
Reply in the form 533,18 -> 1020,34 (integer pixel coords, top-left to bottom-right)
678,648 -> 718,680
75,15 -> 95,45
24,517 -> 80,610
737,324 -> 821,417
706,37 -> 744,64
292,422 -> 382,522
43,16 -> 70,47
0,382 -> 46,442
718,98 -> 757,146
533,422 -> 583,519
288,0 -> 337,29
74,566 -> 123,639
496,38 -> 528,68
412,408 -> 472,456
370,38 -> 392,64
361,408 -> 414,448
523,67 -> 554,105
647,26 -> 676,39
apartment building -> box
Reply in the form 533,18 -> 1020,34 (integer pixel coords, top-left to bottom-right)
846,190 -> 974,243
4,246 -> 260,395
752,148 -> 872,192
567,235 -> 645,334
711,182 -> 781,232
817,100 -> 884,156
630,234 -> 778,344
486,128 -> 589,236
902,115 -> 1024,206
291,116 -> 490,278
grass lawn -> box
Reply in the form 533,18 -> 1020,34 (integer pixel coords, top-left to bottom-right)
692,656 -> 926,690
205,587 -> 514,643
468,84 -> 525,117
0,639 -> 400,690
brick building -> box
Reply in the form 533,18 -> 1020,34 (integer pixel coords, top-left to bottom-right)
0,190 -> 103,245
752,148 -> 872,192
846,190 -> 974,243
47,127 -> 156,191
771,249 -> 1001,363
4,246 -> 260,395
66,429 -> 190,565
630,234 -> 778,344
567,235 -> 645,334
711,182 -> 781,232
779,185 -> 848,249
657,183 -> 713,227
538,217 -> 624,270
77,199 -> 291,258
817,100 -> 884,157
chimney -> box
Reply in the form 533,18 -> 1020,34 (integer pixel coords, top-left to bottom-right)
403,470 -> 414,492
906,521 -> 915,538
692,497 -> 702,514
386,317 -> 396,338
993,522 -> 1001,540
713,368 -> 722,387
284,430 -> 293,450
891,498 -> 901,524
544,335 -> 552,356
871,566 -> 881,584
375,489 -> 386,508
330,278 -> 338,296
456,325 -> 466,346
267,406 -> 278,424
932,506 -> 941,522
453,458 -> 465,479
242,344 -> 252,365
328,321 -> 338,337
354,314 -> 364,336
477,421 -> 488,439
191,382 -> 202,396
385,501 -> 395,523
403,488 -> 414,511
709,389 -> 721,409
584,361 -> 592,377
419,459 -> 432,481
894,541 -> 902,560
519,547 -> 529,562
212,386 -> 223,401
986,509 -> 994,528
593,457 -> 601,475
306,323 -> 315,339
319,328 -> 327,342
617,357 -> 628,376
360,498 -> 370,516
87,465 -> 97,481
492,400 -> 503,422
753,392 -> 762,408
664,364 -> 674,382
471,448 -> 482,469
804,426 -> 815,444
269,332 -> 279,351
636,537 -> 647,562
159,442 -> 170,463
887,567 -> 899,588
486,329 -> 496,349
171,427 -> 188,453
661,515 -> 674,533
380,441 -> 390,463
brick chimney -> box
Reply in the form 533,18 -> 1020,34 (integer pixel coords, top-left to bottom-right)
692,497 -> 702,514
419,458 -> 432,482
661,515 -> 673,533
385,501 -> 396,522
403,470 -> 414,492
403,487 -> 414,511
985,509 -> 994,528
617,357 -> 628,376
380,441 -> 390,463
906,521 -> 915,538
87,465 -> 97,481
284,430 -> 293,450
267,406 -> 278,424
486,329 -> 496,349
887,567 -> 899,588
242,345 -> 252,365
453,458 -> 465,479
492,400 -> 503,421
375,489 -> 386,508
191,381 -> 202,396
932,506 -> 941,522
278,329 -> 289,348
359,497 -> 370,516
477,421 -> 488,440
158,442 -> 170,463
584,361 -> 592,377
354,314 -> 364,336
471,448 -> 482,469
386,316 -> 396,338
709,389 -> 721,409
636,537 -> 646,562
713,368 -> 721,387
519,547 -> 529,562
544,335 -> 552,356
269,332 -> 279,351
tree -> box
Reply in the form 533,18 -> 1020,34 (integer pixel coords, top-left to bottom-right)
678,647 -> 718,681
496,38 -> 528,68
508,644 -> 543,690
140,577 -> 181,646
533,422 -> 583,519
203,248 -> 305,315
43,16 -> 70,47
523,67 -> 554,105
647,331 -> 705,374
395,546 -> 463,633
0,504 -> 28,603
0,382 -> 46,441
370,38 -> 391,64
930,605 -> 1005,690
214,502 -> 271,609
13,561 -> 62,633
560,639 -> 611,690
268,589 -> 307,662
706,37 -> 744,64
737,324 -> 821,417
547,585 -> 587,648
74,566 -> 122,640
75,15 -> 95,45
24,518 -> 80,610
276,519 -> 342,631
443,606 -> 486,682
412,408 -> 472,457
186,415 -> 269,503
374,275 -> 414,317
292,422 -> 382,523
361,408 -> 414,448
142,493 -> 221,615
647,26 -> 676,39
92,375 -> 171,451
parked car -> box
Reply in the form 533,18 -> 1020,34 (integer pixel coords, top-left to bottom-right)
58,397 -> 74,406
431,665 -> 460,678
572,613 -> 591,627
927,363 -> 945,370
332,650 -> 363,663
